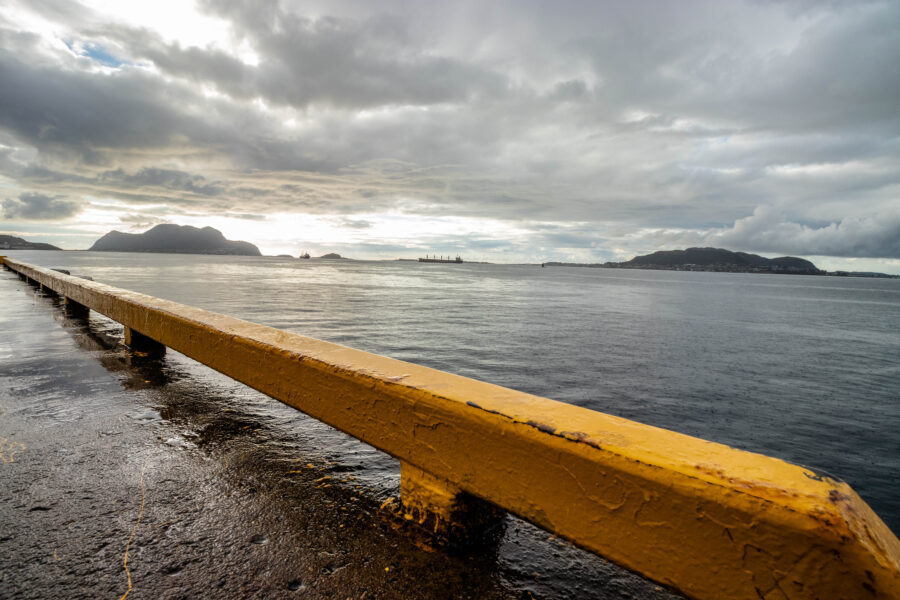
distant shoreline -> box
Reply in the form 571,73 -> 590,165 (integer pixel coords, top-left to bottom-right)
543,247 -> 900,278
543,262 -> 899,279
2,244 -> 897,277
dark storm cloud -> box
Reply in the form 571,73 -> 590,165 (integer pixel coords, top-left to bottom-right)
22,164 -> 88,183
0,39 -> 350,172
2,192 -> 80,220
0,49 -> 212,159
101,168 -> 224,196
100,11 -> 505,110
0,155 -> 234,207
563,1 -> 900,135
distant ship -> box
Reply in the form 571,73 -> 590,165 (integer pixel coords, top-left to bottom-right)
299,252 -> 311,259
419,254 -> 463,263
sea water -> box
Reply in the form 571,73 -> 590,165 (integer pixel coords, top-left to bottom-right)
7,250 -> 900,534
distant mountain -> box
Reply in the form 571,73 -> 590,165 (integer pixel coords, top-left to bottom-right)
0,234 -> 62,251
623,247 -> 821,273
88,224 -> 261,256
546,247 -> 823,274
319,253 -> 344,259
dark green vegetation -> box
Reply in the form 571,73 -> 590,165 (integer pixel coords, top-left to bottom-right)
0,234 -> 61,251
620,247 -> 821,273
829,271 -> 900,279
547,247 -> 822,274
89,224 -> 261,256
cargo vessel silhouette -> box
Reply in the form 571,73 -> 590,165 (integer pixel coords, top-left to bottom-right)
418,254 -> 463,263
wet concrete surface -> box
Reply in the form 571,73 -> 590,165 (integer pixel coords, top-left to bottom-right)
0,268 -> 684,599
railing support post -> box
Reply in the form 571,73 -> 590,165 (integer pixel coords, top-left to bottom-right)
63,297 -> 89,319
124,326 -> 166,357
400,462 -> 504,546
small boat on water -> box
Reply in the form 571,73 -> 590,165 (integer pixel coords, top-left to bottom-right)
299,252 -> 311,259
419,254 -> 463,263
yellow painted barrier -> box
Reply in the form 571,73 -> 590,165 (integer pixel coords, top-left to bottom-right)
3,256 -> 899,599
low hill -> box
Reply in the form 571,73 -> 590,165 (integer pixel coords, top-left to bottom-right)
0,234 -> 62,251
623,247 -> 821,273
546,247 -> 822,274
88,224 -> 261,256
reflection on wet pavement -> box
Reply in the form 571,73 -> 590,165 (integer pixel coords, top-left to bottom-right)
0,269 -> 681,599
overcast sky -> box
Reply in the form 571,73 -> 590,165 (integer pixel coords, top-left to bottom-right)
1,0 -> 898,271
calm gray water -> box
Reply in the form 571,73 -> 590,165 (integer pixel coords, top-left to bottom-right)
8,250 -> 900,534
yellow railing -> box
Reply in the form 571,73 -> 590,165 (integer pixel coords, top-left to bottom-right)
3,256 -> 898,600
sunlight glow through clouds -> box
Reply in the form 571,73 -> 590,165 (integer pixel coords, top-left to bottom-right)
80,0 -> 229,48
169,212 -> 532,257
766,161 -> 873,177
71,207 -> 534,258
73,202 -> 141,233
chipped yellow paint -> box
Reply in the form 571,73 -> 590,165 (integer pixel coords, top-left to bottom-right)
4,257 -> 900,600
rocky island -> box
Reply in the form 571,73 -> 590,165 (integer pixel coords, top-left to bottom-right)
89,224 -> 261,256
0,234 -> 62,251
546,247 -> 823,274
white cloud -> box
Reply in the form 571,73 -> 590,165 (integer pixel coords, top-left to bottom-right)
635,205 -> 900,260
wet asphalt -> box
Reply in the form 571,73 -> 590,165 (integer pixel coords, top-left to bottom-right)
0,268 -> 683,599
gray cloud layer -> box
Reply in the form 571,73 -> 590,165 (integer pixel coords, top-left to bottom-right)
639,206 -> 900,259
103,7 -> 505,110
3,192 -> 80,220
0,0 -> 897,261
